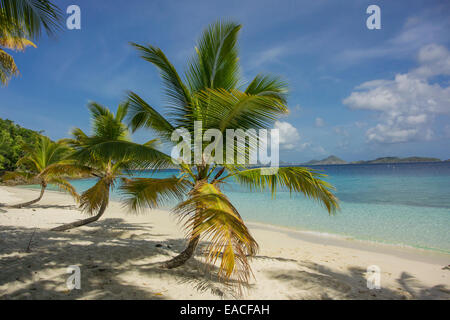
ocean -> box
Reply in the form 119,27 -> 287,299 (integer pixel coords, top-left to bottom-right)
34,162 -> 450,253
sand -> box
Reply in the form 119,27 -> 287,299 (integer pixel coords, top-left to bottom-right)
0,185 -> 449,300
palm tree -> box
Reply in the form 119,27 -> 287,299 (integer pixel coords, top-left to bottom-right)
119,21 -> 340,288
0,0 -> 62,85
2,136 -> 78,208
0,31 -> 36,85
0,0 -> 62,39
49,102 -> 172,231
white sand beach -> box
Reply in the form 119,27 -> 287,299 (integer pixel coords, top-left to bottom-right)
0,186 -> 449,300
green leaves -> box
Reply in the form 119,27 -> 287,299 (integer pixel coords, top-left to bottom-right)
79,177 -> 110,215
129,43 -> 192,125
121,176 -> 191,212
127,91 -> 175,141
186,21 -> 241,92
197,88 -> 288,132
15,136 -> 72,176
229,166 -> 340,214
0,0 -> 63,40
124,20 -> 339,293
244,73 -> 288,105
174,181 -> 258,290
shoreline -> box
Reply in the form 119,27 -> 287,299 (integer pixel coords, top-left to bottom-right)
1,185 -> 449,299
10,185 -> 450,261
17,185 -> 450,256
246,221 -> 450,265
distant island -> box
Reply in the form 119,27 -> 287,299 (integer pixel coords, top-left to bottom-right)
298,155 -> 444,166
303,156 -> 347,165
350,156 -> 441,164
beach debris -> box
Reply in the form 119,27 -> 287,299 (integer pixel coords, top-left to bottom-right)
155,244 -> 163,248
442,265 -> 450,271
26,228 -> 36,252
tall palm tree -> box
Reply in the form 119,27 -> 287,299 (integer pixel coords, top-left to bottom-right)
119,21 -> 340,288
49,102 -> 171,231
0,0 -> 62,85
2,136 -> 78,208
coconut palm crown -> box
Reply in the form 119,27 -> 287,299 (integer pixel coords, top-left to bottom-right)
48,101 -> 171,231
2,135 -> 78,208
0,0 -> 62,85
118,20 -> 340,290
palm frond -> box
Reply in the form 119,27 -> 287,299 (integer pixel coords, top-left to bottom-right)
39,162 -> 94,178
130,43 -> 192,118
244,73 -> 288,105
1,170 -> 34,182
175,181 -> 258,290
198,88 -> 288,132
79,178 -> 110,215
115,101 -> 130,123
0,36 -> 36,51
126,91 -> 175,141
227,166 -> 339,214
0,0 -> 63,39
48,177 -> 79,201
186,20 -> 241,92
87,101 -> 112,119
0,48 -> 18,85
71,139 -> 174,171
121,176 -> 191,212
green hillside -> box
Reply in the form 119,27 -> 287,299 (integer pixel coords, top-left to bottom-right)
0,118 -> 43,171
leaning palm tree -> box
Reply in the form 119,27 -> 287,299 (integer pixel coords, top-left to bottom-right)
49,101 -> 171,231
0,0 -> 62,85
119,20 -> 340,289
2,136 -> 79,208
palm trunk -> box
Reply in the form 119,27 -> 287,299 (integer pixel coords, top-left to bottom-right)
10,183 -> 46,208
162,235 -> 200,269
50,198 -> 108,231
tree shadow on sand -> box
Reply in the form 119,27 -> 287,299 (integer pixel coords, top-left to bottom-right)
264,260 -> 450,300
0,218 -> 242,299
0,203 -> 78,210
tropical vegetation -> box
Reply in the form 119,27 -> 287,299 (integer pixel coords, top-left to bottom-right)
114,20 -> 340,289
0,17 -> 340,292
48,101 -> 170,231
0,0 -> 62,85
2,135 -> 78,208
0,118 -> 43,171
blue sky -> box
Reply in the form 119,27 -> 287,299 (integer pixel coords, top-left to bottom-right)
1,0 -> 449,162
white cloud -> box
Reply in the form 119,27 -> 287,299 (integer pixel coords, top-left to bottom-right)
343,44 -> 450,144
250,46 -> 287,68
315,117 -> 325,127
355,121 -> 367,128
412,44 -> 450,78
444,124 -> 450,138
335,17 -> 448,66
274,120 -> 300,150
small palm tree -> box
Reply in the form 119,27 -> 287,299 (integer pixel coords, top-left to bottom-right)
49,102 -> 170,231
119,21 -> 340,289
0,0 -> 62,85
2,136 -> 78,208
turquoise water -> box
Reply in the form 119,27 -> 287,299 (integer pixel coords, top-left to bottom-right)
36,162 -> 450,253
